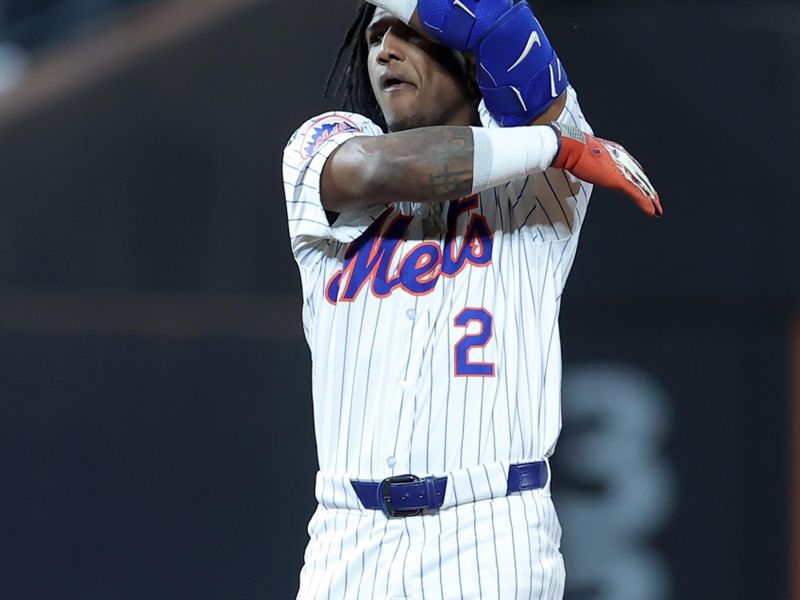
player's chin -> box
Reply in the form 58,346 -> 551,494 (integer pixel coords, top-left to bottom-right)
384,107 -> 428,133
380,96 -> 427,131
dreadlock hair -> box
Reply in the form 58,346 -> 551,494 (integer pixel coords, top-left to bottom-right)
325,2 -> 387,131
324,2 -> 481,133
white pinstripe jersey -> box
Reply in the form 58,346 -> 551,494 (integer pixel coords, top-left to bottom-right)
283,87 -> 592,495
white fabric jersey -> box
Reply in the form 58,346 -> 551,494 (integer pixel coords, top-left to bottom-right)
284,87 -> 592,487
283,87 -> 592,599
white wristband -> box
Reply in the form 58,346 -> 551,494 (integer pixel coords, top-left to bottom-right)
470,125 -> 559,194
368,0 -> 417,24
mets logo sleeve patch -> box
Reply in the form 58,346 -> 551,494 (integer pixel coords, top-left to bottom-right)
283,111 -> 389,256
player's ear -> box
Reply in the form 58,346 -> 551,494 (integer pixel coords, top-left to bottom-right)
467,71 -> 482,121
456,52 -> 481,109
451,51 -> 475,80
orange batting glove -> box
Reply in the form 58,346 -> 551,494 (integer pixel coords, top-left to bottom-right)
550,123 -> 663,217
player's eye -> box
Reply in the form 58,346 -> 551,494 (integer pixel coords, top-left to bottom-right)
368,32 -> 384,45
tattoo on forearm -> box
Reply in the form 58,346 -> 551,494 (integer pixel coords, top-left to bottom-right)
427,165 -> 473,197
423,128 -> 474,198
379,126 -> 475,201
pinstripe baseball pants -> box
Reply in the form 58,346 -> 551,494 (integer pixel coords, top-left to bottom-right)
297,488 -> 565,599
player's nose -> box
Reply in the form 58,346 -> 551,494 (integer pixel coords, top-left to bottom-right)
377,30 -> 406,63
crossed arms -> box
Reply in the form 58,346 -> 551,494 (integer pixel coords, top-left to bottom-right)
321,100 -> 565,214
320,0 -> 660,218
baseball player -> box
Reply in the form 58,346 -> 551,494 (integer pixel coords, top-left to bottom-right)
282,0 -> 661,598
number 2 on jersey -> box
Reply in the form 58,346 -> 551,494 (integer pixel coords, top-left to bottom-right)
453,308 -> 495,377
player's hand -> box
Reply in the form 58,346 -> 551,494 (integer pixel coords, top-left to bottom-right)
550,123 -> 663,217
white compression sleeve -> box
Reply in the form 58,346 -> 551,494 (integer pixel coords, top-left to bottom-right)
368,0 -> 417,23
470,125 -> 560,194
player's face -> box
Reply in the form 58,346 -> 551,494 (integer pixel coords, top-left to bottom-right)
365,9 -> 476,132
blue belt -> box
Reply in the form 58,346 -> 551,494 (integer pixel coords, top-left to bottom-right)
350,461 -> 547,518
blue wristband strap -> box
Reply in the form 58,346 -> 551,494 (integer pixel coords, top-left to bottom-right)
418,0 -> 512,52
476,2 -> 569,126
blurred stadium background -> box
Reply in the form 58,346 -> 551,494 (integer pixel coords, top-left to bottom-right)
1,0 -> 798,598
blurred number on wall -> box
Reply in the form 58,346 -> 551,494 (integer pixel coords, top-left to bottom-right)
558,363 -> 676,600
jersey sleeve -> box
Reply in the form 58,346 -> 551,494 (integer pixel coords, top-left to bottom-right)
282,111 -> 388,258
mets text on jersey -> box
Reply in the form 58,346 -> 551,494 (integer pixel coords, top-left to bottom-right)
325,196 -> 492,304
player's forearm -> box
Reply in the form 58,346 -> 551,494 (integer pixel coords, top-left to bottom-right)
321,125 -> 559,214
528,93 -> 568,127
322,127 -> 474,213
